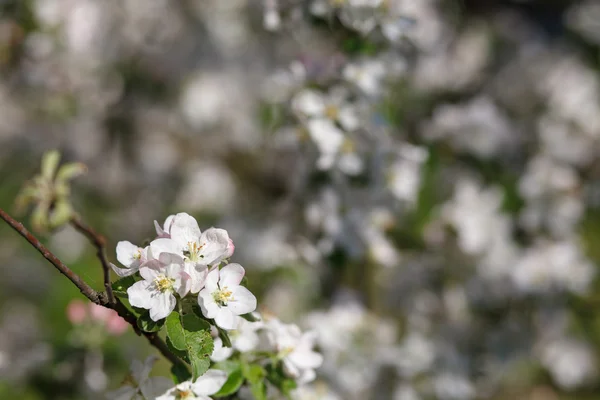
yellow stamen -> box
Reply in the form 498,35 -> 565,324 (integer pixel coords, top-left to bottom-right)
154,275 -> 174,292
213,288 -> 233,306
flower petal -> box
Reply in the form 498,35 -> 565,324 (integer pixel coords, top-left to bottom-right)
191,369 -> 228,396
219,263 -> 245,287
149,292 -> 176,321
205,267 -> 220,292
149,238 -> 183,260
116,241 -> 141,268
127,281 -> 153,309
198,290 -> 219,318
288,349 -> 323,370
199,228 -> 232,265
228,286 -> 257,315
139,266 -> 160,281
215,307 -> 237,330
170,213 -> 201,248
110,262 -> 137,277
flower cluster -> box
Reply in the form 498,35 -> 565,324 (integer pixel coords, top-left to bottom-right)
112,212 -> 255,328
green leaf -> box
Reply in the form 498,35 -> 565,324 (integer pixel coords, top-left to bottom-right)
243,363 -> 267,400
171,363 -> 192,384
213,368 -> 244,397
56,162 -> 87,182
240,313 -> 260,322
111,276 -> 136,298
166,337 -> 189,363
136,311 -> 164,332
166,311 -> 214,381
217,326 -> 232,348
41,150 -> 60,180
266,362 -> 297,397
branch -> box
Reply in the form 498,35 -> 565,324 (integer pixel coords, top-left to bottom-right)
0,208 -> 187,371
70,215 -> 115,304
0,208 -> 105,303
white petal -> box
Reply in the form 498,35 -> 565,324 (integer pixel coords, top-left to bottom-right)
282,358 -> 300,378
149,292 -> 176,321
215,307 -> 237,330
150,238 -> 183,260
110,262 -> 137,277
189,264 -> 209,293
191,369 -> 228,396
127,281 -> 153,309
170,213 -> 201,248
140,377 -> 174,399
139,266 -> 160,281
219,263 -> 245,287
205,267 -> 220,292
288,349 -> 323,369
199,228 -> 232,265
116,241 -> 141,268
210,337 -> 234,362
291,89 -> 325,117
158,252 -> 184,266
297,368 -> 317,385
198,290 -> 219,318
105,385 -> 137,400
131,356 -> 157,383
228,286 -> 257,315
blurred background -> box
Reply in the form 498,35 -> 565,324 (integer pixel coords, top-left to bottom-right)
2,0 -> 600,399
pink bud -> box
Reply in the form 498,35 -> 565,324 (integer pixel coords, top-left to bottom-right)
106,314 -> 129,336
226,239 -> 235,258
67,300 -> 87,324
89,303 -> 113,323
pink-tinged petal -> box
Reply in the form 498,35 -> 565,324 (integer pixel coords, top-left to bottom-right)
219,263 -> 245,287
198,290 -> 219,318
228,286 -> 257,315
215,307 -> 237,330
158,252 -> 184,266
154,220 -> 166,237
192,369 -> 228,396
175,270 -> 191,298
199,228 -> 231,265
127,281 -> 153,309
150,238 -> 183,260
149,292 -> 176,321
116,241 -> 142,268
189,264 -> 209,294
226,239 -> 235,258
139,266 -> 160,281
110,262 -> 137,277
288,350 -> 323,370
205,267 -> 220,292
170,213 -> 201,248
66,300 -> 87,324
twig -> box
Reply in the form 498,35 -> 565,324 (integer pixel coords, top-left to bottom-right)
0,208 -> 105,304
0,208 -> 187,371
70,215 -> 115,304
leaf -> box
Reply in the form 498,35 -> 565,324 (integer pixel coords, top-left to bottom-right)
166,311 -> 214,381
240,312 -> 261,322
213,368 -> 244,397
166,337 -> 189,363
41,150 -> 60,180
136,311 -> 164,332
266,362 -> 297,397
243,363 -> 267,400
217,326 -> 232,348
112,276 -> 137,298
171,363 -> 192,384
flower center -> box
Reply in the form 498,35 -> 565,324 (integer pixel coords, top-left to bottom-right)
133,249 -> 142,260
184,241 -> 205,262
324,105 -> 339,120
175,388 -> 194,399
153,274 -> 175,293
213,287 -> 233,306
279,346 -> 294,358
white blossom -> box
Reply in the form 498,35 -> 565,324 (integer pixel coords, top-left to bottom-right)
106,356 -> 172,400
198,264 -> 257,330
156,369 -> 228,400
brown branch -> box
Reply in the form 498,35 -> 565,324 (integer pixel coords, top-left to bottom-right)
70,215 -> 115,304
0,208 -> 187,371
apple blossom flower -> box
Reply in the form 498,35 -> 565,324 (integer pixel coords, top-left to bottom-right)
110,241 -> 148,277
67,300 -> 128,336
210,336 -> 233,362
106,356 -> 172,400
263,319 -> 323,385
156,369 -> 228,400
149,213 -> 235,293
127,262 -> 191,321
198,263 -> 257,330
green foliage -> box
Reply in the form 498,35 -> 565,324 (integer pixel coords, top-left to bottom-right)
136,311 -> 165,332
111,276 -> 136,298
165,311 -> 213,381
266,362 -> 297,398
213,361 -> 244,397
243,363 -> 267,400
171,363 -> 192,384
